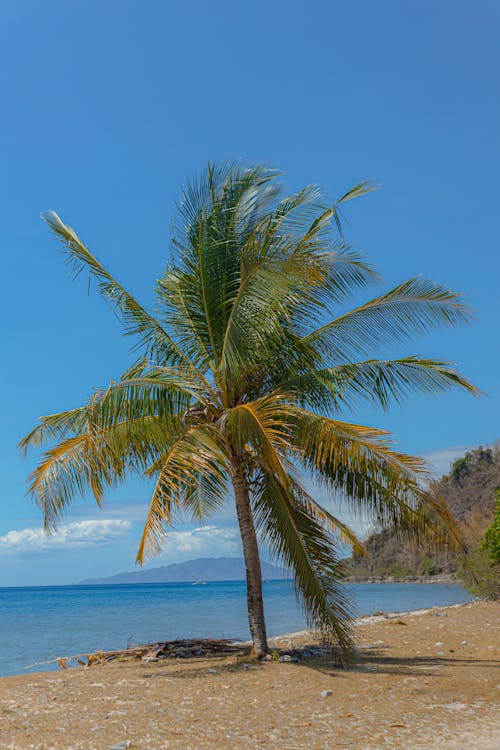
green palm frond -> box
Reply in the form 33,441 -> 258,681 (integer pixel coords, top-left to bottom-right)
303,277 -> 473,363
19,405 -> 91,453
280,356 -> 480,413
42,211 -> 196,371
327,356 -> 480,409
217,254 -> 321,383
19,366 -> 200,452
252,470 -> 354,659
258,185 -> 323,234
336,181 -> 380,205
156,270 -> 218,373
217,235 -> 375,386
164,164 -> 280,369
332,180 -> 379,235
310,243 -> 378,308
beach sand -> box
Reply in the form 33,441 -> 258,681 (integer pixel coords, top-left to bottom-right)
0,600 -> 498,749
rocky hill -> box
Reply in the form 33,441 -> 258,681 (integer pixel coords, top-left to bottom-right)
345,446 -> 500,581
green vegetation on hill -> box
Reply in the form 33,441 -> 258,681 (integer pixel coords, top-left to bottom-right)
345,446 -> 500,597
480,490 -> 500,566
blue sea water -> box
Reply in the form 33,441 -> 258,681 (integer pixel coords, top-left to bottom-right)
0,581 -> 472,677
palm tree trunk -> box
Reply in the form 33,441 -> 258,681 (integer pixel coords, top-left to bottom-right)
230,457 -> 269,657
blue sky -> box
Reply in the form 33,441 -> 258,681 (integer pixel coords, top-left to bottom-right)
1,0 -> 499,586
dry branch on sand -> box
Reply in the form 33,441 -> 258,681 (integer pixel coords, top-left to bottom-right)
26,636 -> 334,672
27,638 -> 248,671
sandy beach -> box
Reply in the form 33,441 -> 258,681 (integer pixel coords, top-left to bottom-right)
1,600 -> 498,750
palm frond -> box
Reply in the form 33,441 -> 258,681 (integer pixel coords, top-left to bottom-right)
29,433 -> 118,531
156,270 -> 217,373
225,396 -> 292,486
28,410 -> 188,531
279,356 -> 480,413
164,164 -> 281,370
252,469 -> 354,659
137,425 -> 229,563
289,407 -> 427,477
303,277 -> 473,363
218,240 -> 375,387
291,478 -> 367,557
169,169 -> 376,388
41,211 -> 194,370
332,180 -> 379,235
19,366 -> 200,458
286,407 -> 468,557
19,405 -> 91,453
287,407 -> 431,525
336,181 -> 379,205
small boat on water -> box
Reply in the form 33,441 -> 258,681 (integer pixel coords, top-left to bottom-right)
192,580 -> 207,585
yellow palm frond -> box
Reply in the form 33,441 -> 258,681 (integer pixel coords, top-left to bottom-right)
137,426 -> 229,563
225,396 -> 292,487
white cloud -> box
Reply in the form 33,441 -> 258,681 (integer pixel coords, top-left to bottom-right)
0,520 -> 131,554
157,525 -> 242,563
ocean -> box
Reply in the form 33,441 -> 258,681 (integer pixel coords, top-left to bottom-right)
0,581 -> 473,677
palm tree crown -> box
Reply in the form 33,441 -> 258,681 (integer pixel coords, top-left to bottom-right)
21,162 -> 477,658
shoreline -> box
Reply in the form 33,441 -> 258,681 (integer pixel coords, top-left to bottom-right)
237,600 -> 471,647
8,600 -> 472,677
1,596 -> 474,679
345,573 -> 459,584
0,599 -> 498,749
1,580 -> 471,679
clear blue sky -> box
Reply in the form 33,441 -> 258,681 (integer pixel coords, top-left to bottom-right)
1,0 -> 499,586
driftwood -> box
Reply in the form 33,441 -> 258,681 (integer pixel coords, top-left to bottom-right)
139,638 -> 246,662
26,638 -> 247,671
25,638 -> 333,673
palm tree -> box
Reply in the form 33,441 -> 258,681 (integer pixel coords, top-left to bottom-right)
21,162 -> 477,659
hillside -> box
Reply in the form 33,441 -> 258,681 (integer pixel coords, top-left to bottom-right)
345,446 -> 500,581
429,447 -> 499,522
78,557 -> 288,585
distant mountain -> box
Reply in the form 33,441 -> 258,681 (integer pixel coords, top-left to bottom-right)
78,557 -> 289,585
